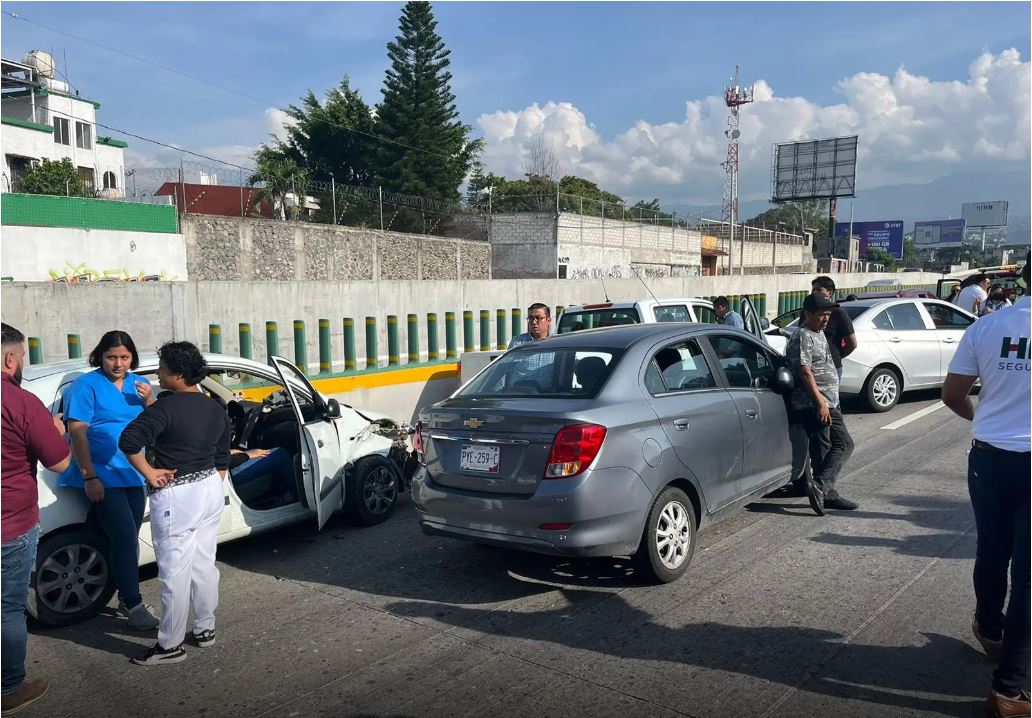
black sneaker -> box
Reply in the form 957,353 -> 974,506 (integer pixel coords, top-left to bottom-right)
824,492 -> 859,511
131,643 -> 186,666
806,479 -> 826,516
191,630 -> 216,648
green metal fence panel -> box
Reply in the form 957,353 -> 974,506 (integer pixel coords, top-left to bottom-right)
445,312 -> 457,359
293,320 -> 307,374
265,322 -> 279,363
1,193 -> 179,233
427,313 -> 439,361
238,324 -> 252,360
495,309 -> 507,350
365,317 -> 378,369
387,316 -> 400,366
479,310 -> 491,351
318,319 -> 332,375
208,324 -> 222,354
407,314 -> 419,363
343,318 -> 357,370
28,337 -> 42,365
463,311 -> 474,353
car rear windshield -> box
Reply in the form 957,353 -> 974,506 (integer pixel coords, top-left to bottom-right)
458,347 -> 623,398
843,305 -> 868,320
557,309 -> 640,334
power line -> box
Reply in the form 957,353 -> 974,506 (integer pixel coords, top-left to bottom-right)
3,10 -> 469,163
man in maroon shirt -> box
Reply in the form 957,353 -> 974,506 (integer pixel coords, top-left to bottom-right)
1,323 -> 70,715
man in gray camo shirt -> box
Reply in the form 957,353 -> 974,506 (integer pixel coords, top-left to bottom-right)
787,293 -> 858,515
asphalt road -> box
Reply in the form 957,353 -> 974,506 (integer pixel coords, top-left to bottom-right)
25,390 -> 991,718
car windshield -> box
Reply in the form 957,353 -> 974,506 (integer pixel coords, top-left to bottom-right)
843,305 -> 868,320
459,347 -> 623,398
557,309 -> 640,333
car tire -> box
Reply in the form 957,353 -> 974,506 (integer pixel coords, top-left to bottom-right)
29,526 -> 114,628
864,367 -> 901,412
346,455 -> 400,526
634,486 -> 696,584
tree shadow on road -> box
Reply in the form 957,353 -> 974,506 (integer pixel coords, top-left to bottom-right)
385,589 -> 988,717
808,494 -> 975,559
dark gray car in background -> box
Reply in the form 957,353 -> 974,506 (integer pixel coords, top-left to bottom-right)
411,320 -> 798,583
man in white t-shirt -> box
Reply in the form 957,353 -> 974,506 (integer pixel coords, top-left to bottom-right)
942,255 -> 1030,717
954,275 -> 991,316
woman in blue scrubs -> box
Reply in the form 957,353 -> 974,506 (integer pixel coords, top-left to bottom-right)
61,331 -> 159,630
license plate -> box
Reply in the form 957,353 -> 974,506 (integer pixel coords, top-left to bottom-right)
460,444 -> 500,473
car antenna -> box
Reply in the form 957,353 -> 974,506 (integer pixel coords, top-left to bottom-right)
600,277 -> 611,302
629,265 -> 663,306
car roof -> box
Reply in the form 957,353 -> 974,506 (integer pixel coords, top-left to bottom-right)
509,323 -> 713,350
20,352 -> 266,383
564,298 -> 710,311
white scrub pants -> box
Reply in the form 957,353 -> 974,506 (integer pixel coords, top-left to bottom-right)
149,472 -> 224,649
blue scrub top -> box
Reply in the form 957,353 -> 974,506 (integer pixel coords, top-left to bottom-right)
59,369 -> 148,489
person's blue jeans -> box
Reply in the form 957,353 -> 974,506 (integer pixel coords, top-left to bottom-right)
968,444 -> 1031,696
94,486 -> 146,610
2,524 -> 39,694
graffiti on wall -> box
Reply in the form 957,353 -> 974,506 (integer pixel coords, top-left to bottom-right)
570,265 -> 625,280
48,262 -> 178,283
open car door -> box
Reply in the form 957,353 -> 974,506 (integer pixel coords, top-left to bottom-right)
740,296 -> 768,345
270,356 -> 344,529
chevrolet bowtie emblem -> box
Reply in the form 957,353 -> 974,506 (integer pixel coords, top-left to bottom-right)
464,418 -> 484,429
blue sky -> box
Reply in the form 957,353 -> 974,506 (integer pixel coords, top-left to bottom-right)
2,2 -> 1029,206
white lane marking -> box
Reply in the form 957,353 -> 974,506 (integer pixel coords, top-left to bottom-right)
880,401 -> 947,430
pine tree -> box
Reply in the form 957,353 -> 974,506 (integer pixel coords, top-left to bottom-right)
374,1 -> 480,211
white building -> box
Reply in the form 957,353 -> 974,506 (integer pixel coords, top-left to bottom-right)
1,52 -> 126,197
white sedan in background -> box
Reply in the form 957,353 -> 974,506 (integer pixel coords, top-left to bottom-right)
764,298 -> 977,411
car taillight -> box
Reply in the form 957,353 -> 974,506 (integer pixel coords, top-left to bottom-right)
413,421 -> 425,460
544,423 -> 606,479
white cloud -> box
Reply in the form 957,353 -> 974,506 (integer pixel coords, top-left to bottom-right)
478,49 -> 1031,206
265,107 -> 294,143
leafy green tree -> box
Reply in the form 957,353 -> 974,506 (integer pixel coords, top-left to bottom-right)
250,147 -> 309,220
17,158 -> 85,196
373,0 -> 481,226
273,77 -> 377,186
747,200 -> 830,237
866,248 -> 896,269
902,238 -> 920,268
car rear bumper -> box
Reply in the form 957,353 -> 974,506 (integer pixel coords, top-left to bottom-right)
411,465 -> 651,558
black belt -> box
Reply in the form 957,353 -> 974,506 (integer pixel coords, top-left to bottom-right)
972,439 -> 1031,454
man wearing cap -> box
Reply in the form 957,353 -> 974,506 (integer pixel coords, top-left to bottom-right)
786,293 -> 858,515
941,256 -> 1030,718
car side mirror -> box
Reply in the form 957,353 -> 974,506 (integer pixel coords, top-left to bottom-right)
325,398 -> 342,419
760,317 -> 770,330
774,366 -> 794,394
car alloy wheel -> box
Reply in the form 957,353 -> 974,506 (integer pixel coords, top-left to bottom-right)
362,465 -> 398,516
866,367 -> 901,412
36,541 -> 110,618
656,500 -> 692,570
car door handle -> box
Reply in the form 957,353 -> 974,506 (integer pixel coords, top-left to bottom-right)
672,418 -> 690,431
744,409 -> 758,419
889,337 -> 902,343
942,338 -> 956,344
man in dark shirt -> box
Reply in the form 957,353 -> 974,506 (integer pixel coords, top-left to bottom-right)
1,323 -> 71,714
812,276 -> 858,379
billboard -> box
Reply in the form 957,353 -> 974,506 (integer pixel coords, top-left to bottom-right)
836,220 -> 905,260
962,201 -> 1008,228
771,135 -> 858,202
914,219 -> 967,248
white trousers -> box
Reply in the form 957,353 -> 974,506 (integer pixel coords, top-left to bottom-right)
149,472 -> 224,649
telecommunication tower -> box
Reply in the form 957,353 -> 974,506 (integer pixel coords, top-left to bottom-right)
721,65 -> 754,274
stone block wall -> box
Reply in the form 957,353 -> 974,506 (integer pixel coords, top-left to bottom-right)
181,215 -> 488,281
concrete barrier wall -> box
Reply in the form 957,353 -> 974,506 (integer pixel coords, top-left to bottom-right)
1,273 -> 945,366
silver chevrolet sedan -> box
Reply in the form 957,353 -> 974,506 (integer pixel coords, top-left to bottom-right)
412,322 -> 797,583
